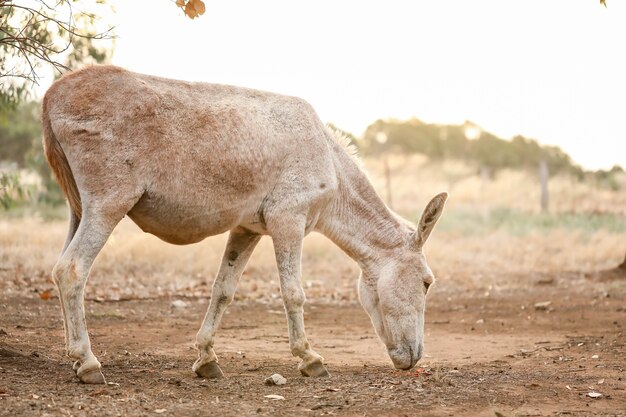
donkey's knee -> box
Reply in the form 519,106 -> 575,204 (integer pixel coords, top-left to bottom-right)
52,259 -> 77,290
282,283 -> 306,313
52,258 -> 70,285
52,258 -> 86,296
213,279 -> 239,306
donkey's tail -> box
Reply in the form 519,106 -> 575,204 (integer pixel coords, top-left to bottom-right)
42,96 -> 82,219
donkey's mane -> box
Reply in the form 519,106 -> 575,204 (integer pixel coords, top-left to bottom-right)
326,125 -> 417,232
325,125 -> 362,166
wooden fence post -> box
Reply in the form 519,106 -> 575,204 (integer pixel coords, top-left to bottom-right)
384,156 -> 392,210
539,160 -> 549,212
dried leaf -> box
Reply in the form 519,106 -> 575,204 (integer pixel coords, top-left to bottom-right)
176,0 -> 185,7
192,0 -> 206,15
184,2 -> 199,19
264,394 -> 285,400
413,367 -> 432,377
39,290 -> 52,301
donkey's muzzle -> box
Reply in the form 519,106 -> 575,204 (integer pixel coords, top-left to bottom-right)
388,343 -> 422,370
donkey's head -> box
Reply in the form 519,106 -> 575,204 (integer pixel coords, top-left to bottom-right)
358,192 -> 447,370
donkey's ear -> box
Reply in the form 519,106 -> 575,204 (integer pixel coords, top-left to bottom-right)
413,192 -> 448,249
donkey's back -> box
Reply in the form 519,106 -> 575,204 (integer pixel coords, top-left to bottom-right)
43,65 -> 337,244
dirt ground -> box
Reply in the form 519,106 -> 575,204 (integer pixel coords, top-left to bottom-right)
1,269 -> 624,417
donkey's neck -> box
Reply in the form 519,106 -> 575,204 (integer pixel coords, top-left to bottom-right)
317,145 -> 410,268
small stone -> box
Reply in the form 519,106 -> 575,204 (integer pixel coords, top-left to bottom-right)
265,373 -> 287,386
534,301 -> 552,310
171,300 -> 187,308
587,392 -> 602,398
591,354 -> 599,359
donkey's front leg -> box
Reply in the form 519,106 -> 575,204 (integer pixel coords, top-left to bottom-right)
272,225 -> 329,377
193,228 -> 260,378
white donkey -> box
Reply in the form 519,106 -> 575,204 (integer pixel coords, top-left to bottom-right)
42,65 -> 447,384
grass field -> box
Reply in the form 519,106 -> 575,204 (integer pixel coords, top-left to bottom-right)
1,155 -> 625,303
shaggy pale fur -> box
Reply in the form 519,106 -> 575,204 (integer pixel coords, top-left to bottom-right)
42,65 -> 447,384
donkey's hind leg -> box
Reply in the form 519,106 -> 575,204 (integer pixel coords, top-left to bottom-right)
193,227 -> 260,378
52,204 -> 129,384
56,208 -> 80,372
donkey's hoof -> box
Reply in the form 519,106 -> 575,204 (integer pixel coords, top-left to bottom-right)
72,361 -> 81,374
77,368 -> 106,384
299,361 -> 330,377
194,361 -> 224,379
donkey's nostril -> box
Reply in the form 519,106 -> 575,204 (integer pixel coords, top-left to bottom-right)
406,344 -> 423,369
408,346 -> 414,365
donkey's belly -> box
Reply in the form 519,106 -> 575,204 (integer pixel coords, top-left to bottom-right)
127,192 -> 246,245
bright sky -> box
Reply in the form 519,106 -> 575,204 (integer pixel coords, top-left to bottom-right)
108,0 -> 625,170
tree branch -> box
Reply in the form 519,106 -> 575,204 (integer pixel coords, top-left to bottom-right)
0,0 -> 114,100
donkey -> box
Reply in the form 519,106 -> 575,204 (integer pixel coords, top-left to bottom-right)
42,65 -> 447,384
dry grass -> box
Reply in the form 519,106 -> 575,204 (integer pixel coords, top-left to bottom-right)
368,154 -> 626,216
1,155 -> 624,302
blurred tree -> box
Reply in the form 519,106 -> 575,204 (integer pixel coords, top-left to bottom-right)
0,0 -> 113,111
0,170 -> 28,209
1,1 -> 114,208
361,118 -> 618,187
0,100 -> 64,207
0,100 -> 40,166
